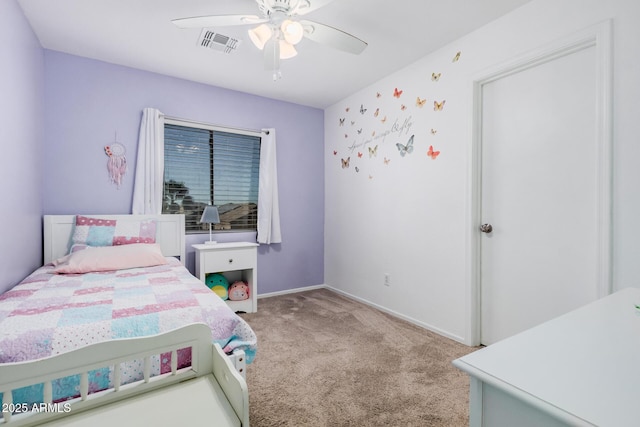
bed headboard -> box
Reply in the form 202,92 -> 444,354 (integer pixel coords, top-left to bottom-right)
43,214 -> 186,265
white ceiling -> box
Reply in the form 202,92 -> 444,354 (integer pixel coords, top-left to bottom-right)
18,0 -> 532,109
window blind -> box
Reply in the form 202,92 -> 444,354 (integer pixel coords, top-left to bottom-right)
163,122 -> 261,233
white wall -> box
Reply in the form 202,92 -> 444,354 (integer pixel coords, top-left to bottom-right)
324,0 -> 640,343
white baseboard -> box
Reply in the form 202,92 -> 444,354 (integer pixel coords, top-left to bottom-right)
258,284 -> 467,346
325,286 -> 467,345
257,284 -> 327,299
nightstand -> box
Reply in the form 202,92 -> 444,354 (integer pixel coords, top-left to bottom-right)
192,242 -> 258,313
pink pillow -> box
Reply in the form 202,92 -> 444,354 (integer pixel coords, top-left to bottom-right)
52,243 -> 167,274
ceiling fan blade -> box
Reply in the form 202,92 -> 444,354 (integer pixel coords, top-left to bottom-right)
295,0 -> 338,15
172,14 -> 265,29
301,20 -> 367,55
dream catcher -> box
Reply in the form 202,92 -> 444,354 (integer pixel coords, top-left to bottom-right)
104,136 -> 127,189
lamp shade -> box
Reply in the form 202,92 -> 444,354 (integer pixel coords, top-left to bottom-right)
248,24 -> 272,50
281,20 -> 304,45
279,40 -> 298,59
200,205 -> 220,224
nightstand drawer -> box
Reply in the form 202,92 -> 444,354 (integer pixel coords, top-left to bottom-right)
204,249 -> 255,272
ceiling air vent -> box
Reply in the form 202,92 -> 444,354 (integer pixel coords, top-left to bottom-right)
198,29 -> 240,54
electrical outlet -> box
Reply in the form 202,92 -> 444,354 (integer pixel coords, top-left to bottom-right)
384,273 -> 390,286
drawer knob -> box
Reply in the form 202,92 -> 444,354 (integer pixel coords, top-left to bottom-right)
228,259 -> 233,263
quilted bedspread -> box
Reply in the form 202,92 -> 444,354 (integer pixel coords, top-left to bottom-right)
0,258 -> 257,365
0,258 -> 257,405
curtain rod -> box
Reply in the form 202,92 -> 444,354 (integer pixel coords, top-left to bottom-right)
164,115 -> 268,136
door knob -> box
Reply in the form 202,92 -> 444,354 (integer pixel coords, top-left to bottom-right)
480,224 -> 493,233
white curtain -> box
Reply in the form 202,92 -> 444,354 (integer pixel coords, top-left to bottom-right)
132,108 -> 165,214
257,128 -> 282,244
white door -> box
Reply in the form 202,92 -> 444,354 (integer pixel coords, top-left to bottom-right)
479,45 -> 600,345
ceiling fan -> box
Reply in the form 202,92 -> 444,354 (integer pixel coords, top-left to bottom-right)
172,0 -> 367,79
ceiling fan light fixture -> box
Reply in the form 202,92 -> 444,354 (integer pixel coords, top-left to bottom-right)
174,0 -> 368,81
281,19 -> 304,45
248,24 -> 272,50
279,40 -> 298,59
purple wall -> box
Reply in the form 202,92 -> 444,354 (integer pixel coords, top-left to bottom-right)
43,51 -> 325,294
0,0 -> 45,293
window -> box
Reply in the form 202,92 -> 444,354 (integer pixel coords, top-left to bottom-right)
163,119 -> 261,233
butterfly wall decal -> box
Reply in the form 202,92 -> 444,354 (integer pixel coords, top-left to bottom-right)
393,87 -> 403,98
384,157 -> 390,165
373,108 -> 380,117
333,150 -> 337,155
345,107 -> 350,112
339,118 -> 345,126
396,135 -> 415,157
355,167 -> 360,172
360,104 -> 367,114
434,100 -> 446,111
341,157 -> 350,168
400,104 -> 407,111
430,128 -> 438,135
357,128 -> 362,134
376,92 -> 382,98
368,145 -> 378,158
416,97 -> 426,108
427,145 -> 440,160
431,72 -> 441,81
380,116 -> 387,123
453,51 -> 461,62
357,151 -> 363,158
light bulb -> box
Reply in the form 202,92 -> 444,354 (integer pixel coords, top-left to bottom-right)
281,19 -> 304,45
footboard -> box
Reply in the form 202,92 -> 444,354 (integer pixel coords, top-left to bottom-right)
0,323 -> 249,426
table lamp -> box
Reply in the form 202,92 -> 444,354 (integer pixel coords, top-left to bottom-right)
200,205 -> 220,244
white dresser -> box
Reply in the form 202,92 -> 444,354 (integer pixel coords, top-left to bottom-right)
454,287 -> 640,426
193,242 -> 258,313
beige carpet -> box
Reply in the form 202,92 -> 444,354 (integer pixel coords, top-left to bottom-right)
240,288 -> 478,426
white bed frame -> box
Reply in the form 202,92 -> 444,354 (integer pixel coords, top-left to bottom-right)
43,214 -> 186,265
41,214 -> 248,378
0,324 -> 249,427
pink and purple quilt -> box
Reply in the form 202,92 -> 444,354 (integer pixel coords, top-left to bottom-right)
0,257 -> 256,363
0,258 -> 256,404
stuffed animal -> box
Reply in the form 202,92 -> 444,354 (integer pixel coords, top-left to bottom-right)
228,281 -> 250,301
205,273 -> 229,300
